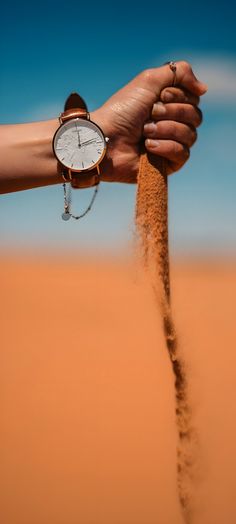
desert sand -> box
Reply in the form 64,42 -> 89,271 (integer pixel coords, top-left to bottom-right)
1,254 -> 236,524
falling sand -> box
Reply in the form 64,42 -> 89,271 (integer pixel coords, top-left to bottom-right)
136,151 -> 198,523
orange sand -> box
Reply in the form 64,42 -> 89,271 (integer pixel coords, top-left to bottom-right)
1,255 -> 236,524
136,153 -> 193,523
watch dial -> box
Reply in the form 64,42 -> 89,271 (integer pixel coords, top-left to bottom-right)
53,118 -> 106,171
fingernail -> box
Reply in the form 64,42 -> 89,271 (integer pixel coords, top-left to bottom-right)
162,90 -> 174,102
153,102 -> 167,115
144,122 -> 156,133
146,139 -> 160,148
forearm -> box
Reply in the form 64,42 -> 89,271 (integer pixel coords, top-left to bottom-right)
0,119 -> 63,193
0,112 -> 112,194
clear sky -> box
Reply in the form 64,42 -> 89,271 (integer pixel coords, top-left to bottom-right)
1,0 -> 236,255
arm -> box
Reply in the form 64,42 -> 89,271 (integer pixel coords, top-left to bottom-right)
0,61 -> 207,194
0,119 -> 60,193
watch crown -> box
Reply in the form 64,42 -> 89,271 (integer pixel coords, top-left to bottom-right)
105,137 -> 110,143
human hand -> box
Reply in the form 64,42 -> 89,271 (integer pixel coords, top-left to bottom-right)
91,61 -> 207,183
143,86 -> 203,174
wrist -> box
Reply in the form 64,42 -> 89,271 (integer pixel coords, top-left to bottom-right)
30,118 -> 63,185
90,109 -> 114,182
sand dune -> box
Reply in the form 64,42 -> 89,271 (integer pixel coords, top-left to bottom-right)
1,255 -> 236,524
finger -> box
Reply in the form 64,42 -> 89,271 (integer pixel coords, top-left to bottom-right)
139,61 -> 208,97
175,61 -> 208,96
160,87 -> 200,106
143,120 -> 197,148
151,102 -> 202,128
145,138 -> 190,174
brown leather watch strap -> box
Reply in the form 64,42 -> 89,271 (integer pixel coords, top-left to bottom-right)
60,108 -> 87,122
64,92 -> 88,111
58,92 -> 100,189
59,166 -> 99,187
60,93 -> 88,122
71,171 -> 99,189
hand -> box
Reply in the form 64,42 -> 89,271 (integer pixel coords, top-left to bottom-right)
91,61 -> 207,183
143,86 -> 202,174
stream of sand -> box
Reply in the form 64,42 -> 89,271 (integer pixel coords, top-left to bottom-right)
136,152 -> 198,523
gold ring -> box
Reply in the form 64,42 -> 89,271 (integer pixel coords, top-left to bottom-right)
164,61 -> 177,86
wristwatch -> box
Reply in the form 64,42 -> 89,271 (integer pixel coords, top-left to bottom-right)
52,92 -> 109,220
53,92 -> 109,189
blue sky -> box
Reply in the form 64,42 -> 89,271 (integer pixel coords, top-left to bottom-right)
1,0 -> 236,255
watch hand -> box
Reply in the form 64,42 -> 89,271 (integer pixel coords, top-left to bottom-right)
80,138 -> 99,146
75,123 -> 81,148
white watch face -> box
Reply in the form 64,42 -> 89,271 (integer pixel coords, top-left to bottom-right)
53,118 -> 106,171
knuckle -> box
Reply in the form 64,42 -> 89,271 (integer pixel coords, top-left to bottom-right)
194,95 -> 200,106
167,121 -> 177,139
172,141 -> 181,156
178,105 -> 186,121
157,120 -> 177,139
178,60 -> 192,73
191,128 -> 198,145
181,90 -> 190,103
178,88 -> 194,104
183,146 -> 190,159
195,107 -> 203,126
176,87 -> 187,101
142,68 -> 154,82
173,141 -> 189,159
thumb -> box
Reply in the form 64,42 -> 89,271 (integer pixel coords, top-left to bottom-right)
176,61 -> 208,96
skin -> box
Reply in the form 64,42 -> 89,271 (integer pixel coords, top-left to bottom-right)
0,61 -> 207,193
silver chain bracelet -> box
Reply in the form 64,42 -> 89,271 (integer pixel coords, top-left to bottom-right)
61,182 -> 99,221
